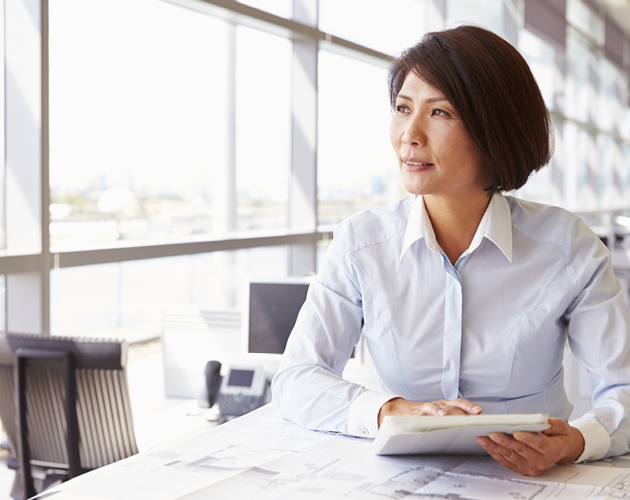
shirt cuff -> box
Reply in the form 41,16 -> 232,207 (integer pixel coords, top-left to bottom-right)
568,417 -> 611,463
348,390 -> 400,438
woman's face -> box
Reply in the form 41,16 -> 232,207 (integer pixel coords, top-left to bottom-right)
390,71 -> 487,200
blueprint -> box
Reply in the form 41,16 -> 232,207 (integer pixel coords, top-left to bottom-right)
44,405 -> 630,500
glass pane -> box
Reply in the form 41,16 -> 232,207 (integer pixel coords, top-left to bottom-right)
623,97 -> 630,141
598,58 -> 624,134
623,144 -> 630,206
51,247 -> 288,341
49,0 -> 227,250
519,30 -> 556,111
0,275 -> 5,331
548,116 -> 567,208
516,118 -> 566,207
316,238 -> 332,273
446,0 -> 505,39
516,161 -> 554,205
239,0 -> 292,18
567,0 -> 604,44
51,263 -> 119,338
564,122 -> 598,212
565,28 -> 595,124
597,134 -> 616,211
0,10 -> 4,252
317,50 -> 401,226
236,27 -> 291,231
319,0 -> 425,57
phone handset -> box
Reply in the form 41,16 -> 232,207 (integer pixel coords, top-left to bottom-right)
204,360 -> 223,408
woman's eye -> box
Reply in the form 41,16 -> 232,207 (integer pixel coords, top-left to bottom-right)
395,105 -> 410,114
432,108 -> 449,117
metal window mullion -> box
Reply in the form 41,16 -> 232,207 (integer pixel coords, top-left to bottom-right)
4,0 -> 48,335
503,0 -> 519,46
0,0 -> 6,253
41,0 -> 51,335
288,0 -> 318,277
160,0 -> 391,66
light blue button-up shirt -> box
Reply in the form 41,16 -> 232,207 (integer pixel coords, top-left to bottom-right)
272,194 -> 630,461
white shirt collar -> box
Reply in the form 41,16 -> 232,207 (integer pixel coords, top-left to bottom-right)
399,193 -> 513,262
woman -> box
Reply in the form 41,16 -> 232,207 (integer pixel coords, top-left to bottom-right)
272,25 -> 630,476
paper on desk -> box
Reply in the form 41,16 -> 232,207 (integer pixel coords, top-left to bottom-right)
182,453 -> 630,500
52,405 -> 630,500
53,405 -> 331,500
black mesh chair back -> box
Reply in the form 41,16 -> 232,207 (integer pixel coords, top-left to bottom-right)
0,332 -> 138,499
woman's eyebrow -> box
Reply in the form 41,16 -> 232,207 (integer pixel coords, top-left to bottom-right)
395,94 -> 448,104
425,96 -> 448,103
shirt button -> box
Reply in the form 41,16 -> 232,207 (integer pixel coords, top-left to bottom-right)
361,428 -> 369,437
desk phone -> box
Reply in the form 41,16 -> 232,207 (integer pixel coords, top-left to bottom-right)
204,361 -> 268,416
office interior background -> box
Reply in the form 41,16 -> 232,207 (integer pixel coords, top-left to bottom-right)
2,0 -> 630,339
2,0 -> 630,468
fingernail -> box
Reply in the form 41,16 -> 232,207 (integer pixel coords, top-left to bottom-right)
513,431 -> 525,441
472,405 -> 482,413
437,409 -> 446,416
489,433 -> 501,443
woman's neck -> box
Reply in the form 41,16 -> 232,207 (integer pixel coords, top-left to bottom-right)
423,192 -> 493,266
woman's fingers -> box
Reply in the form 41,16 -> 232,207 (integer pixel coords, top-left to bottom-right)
450,398 -> 483,414
425,398 -> 482,415
477,433 -> 553,476
420,401 -> 467,415
476,421 -> 585,476
378,397 -> 483,426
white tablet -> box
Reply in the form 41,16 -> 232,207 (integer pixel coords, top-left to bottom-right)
373,413 -> 550,455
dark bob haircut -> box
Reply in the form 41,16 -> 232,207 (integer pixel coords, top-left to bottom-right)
388,25 -> 553,193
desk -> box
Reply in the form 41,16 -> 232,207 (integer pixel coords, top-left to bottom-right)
39,405 -> 630,500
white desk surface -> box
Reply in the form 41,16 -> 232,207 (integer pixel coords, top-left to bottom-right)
38,405 -> 630,500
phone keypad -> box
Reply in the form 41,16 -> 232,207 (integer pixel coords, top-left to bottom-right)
218,393 -> 263,416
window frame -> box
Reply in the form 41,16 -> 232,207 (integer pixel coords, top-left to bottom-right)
1,0 -> 391,335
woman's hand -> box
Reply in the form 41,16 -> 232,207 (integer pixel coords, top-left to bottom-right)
378,397 -> 482,427
476,418 -> 585,476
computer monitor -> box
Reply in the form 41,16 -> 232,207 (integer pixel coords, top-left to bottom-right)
242,276 -> 312,359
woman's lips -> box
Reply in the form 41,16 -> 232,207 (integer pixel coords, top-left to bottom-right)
402,156 -> 434,171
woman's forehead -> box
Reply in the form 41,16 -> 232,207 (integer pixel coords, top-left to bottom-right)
398,72 -> 447,100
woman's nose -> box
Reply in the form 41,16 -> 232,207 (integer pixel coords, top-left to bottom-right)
402,116 -> 427,146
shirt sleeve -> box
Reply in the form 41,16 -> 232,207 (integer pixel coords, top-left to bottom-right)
568,417 -> 611,462
564,217 -> 630,459
271,221 -> 400,437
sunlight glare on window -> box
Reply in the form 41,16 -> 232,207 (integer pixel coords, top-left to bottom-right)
236,26 -> 291,232
49,0 -> 227,249
317,50 -> 400,226
319,0 -> 424,57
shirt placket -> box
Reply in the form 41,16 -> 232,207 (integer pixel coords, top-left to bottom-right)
440,254 -> 463,401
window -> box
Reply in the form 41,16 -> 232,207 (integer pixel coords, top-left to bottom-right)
319,0 -> 425,56
598,58 -> 625,134
317,50 -> 398,226
51,247 -> 288,341
0,276 -> 5,331
236,27 -> 291,232
49,0 -> 228,249
567,0 -> 604,44
446,0 -> 506,39
565,27 -> 595,125
239,0 -> 292,19
519,30 -> 557,111
3,0 -> 630,339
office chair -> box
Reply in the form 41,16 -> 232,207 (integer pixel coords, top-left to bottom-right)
0,332 -> 138,500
